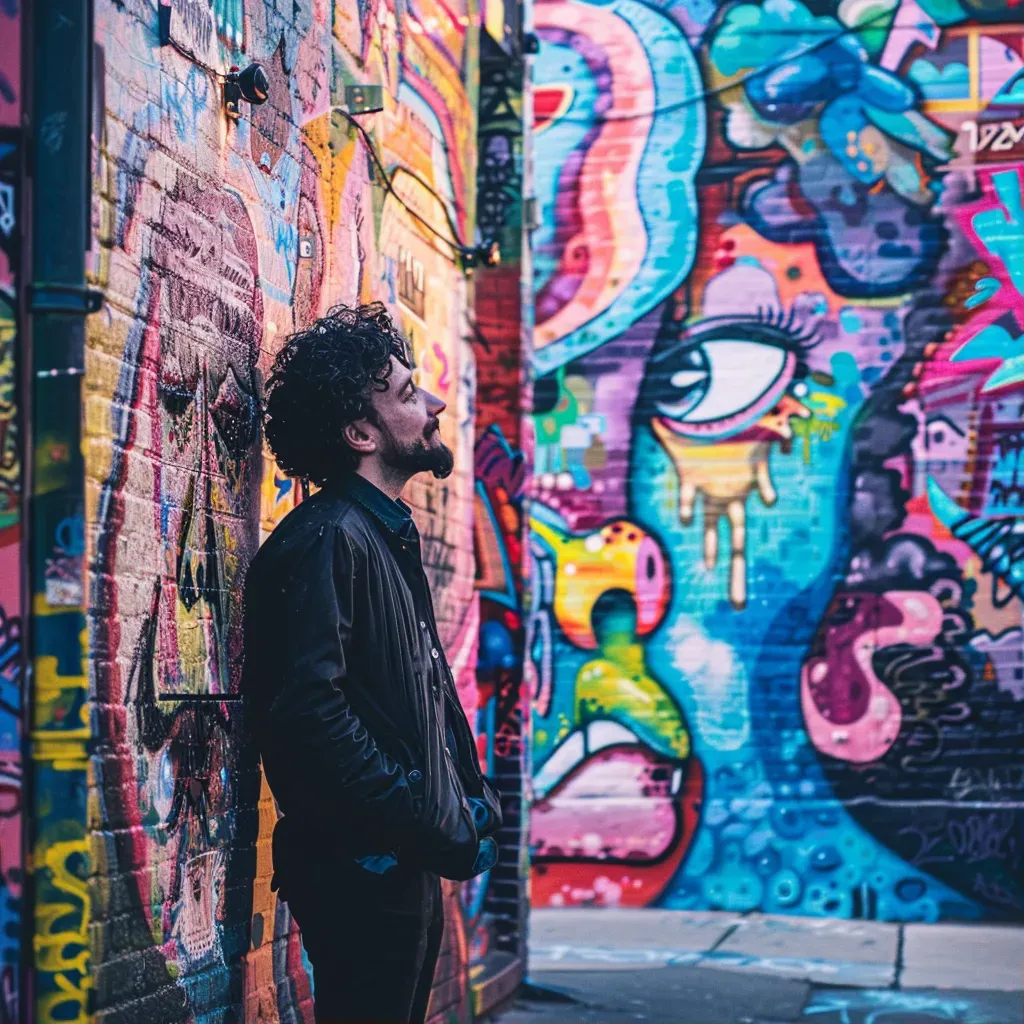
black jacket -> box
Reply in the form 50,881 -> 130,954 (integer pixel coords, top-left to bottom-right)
242,474 -> 502,884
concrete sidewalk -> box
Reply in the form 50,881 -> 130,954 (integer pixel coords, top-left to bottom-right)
528,909 -> 1024,991
490,910 -> 1024,1024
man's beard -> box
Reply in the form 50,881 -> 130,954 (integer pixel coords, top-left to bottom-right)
379,419 -> 455,480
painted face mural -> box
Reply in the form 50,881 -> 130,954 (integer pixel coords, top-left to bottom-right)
92,174 -> 263,1017
531,0 -> 1024,920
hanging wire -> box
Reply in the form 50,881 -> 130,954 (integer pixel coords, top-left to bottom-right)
333,107 -> 468,262
390,165 -> 465,250
165,8 -> 905,262
548,7 -> 898,125
153,41 -> 468,261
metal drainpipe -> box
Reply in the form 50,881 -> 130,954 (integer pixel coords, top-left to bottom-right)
26,0 -> 101,1014
15,0 -> 33,1016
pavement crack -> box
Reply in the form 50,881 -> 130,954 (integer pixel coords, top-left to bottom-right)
893,924 -> 905,990
706,921 -> 740,955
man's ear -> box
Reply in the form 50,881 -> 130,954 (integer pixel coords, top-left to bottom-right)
343,419 -> 377,455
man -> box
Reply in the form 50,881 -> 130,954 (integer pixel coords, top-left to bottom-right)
242,303 -> 501,1023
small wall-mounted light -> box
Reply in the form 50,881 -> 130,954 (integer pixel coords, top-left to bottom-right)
461,240 -> 502,271
479,240 -> 502,267
345,84 -> 385,115
224,62 -> 270,119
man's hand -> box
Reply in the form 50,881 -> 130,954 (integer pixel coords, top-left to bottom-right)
472,836 -> 498,876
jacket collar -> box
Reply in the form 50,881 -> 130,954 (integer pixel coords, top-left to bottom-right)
325,472 -> 418,543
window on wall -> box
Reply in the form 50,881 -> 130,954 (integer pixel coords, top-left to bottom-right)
398,247 -> 427,320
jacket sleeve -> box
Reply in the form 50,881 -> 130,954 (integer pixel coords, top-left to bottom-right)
266,521 -> 418,846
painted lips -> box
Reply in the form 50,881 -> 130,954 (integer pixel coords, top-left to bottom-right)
531,721 -> 703,907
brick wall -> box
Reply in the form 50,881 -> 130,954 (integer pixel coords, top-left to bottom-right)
528,0 -> 1024,922
0,9 -> 23,1018
469,29 -> 533,1016
71,0 -> 526,1019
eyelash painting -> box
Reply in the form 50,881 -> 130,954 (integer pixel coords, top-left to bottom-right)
642,309 -> 819,442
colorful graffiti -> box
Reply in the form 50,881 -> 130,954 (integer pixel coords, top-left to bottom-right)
31,300 -> 92,1018
803,988 -> 1021,1024
29,0 -> 95,1015
0,0 -> 18,133
87,166 -> 263,1022
470,426 -> 530,1010
530,0 -> 1024,921
82,0 -> 528,1018
468,36 -> 532,1015
0,69 -> 21,1024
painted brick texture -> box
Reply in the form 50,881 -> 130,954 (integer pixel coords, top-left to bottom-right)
0,9 -> 23,1018
470,37 -> 533,1013
528,0 -> 1024,923
74,0 -> 526,1021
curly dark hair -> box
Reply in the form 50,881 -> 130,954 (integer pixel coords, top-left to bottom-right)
263,302 -> 409,485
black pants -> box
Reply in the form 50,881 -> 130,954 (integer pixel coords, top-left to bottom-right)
283,861 -> 444,1023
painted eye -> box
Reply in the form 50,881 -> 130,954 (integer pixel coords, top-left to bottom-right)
210,366 -> 257,457
158,379 -> 196,417
644,315 -> 814,440
658,340 -> 793,423
158,341 -> 199,416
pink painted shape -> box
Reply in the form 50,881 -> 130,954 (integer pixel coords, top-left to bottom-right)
879,0 -> 939,72
0,527 -> 19,613
633,535 -> 669,635
0,7 -> 19,128
534,0 -> 651,348
979,36 -> 1024,102
801,591 -> 943,764
450,599 -> 481,730
531,747 -> 678,861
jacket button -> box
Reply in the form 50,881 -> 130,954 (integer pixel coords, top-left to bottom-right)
409,769 -> 423,782
420,621 -> 427,629
431,648 -> 439,659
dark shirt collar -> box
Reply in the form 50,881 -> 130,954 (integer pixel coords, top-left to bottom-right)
326,472 -> 418,543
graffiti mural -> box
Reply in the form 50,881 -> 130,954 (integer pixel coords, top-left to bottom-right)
0,62 -> 21,1024
468,34 -> 532,1016
469,426 -> 530,1010
83,0 -> 527,1018
802,988 -> 1021,1024
88,169 -> 264,1022
0,0 -> 18,134
530,0 -> 1024,921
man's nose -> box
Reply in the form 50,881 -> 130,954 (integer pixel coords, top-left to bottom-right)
425,391 -> 446,416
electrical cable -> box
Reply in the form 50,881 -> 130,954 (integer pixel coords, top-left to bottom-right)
549,7 -> 897,125
380,22 -> 894,262
167,10 -> 902,265
157,22 -> 467,255
390,165 -> 465,250
333,107 -> 467,261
